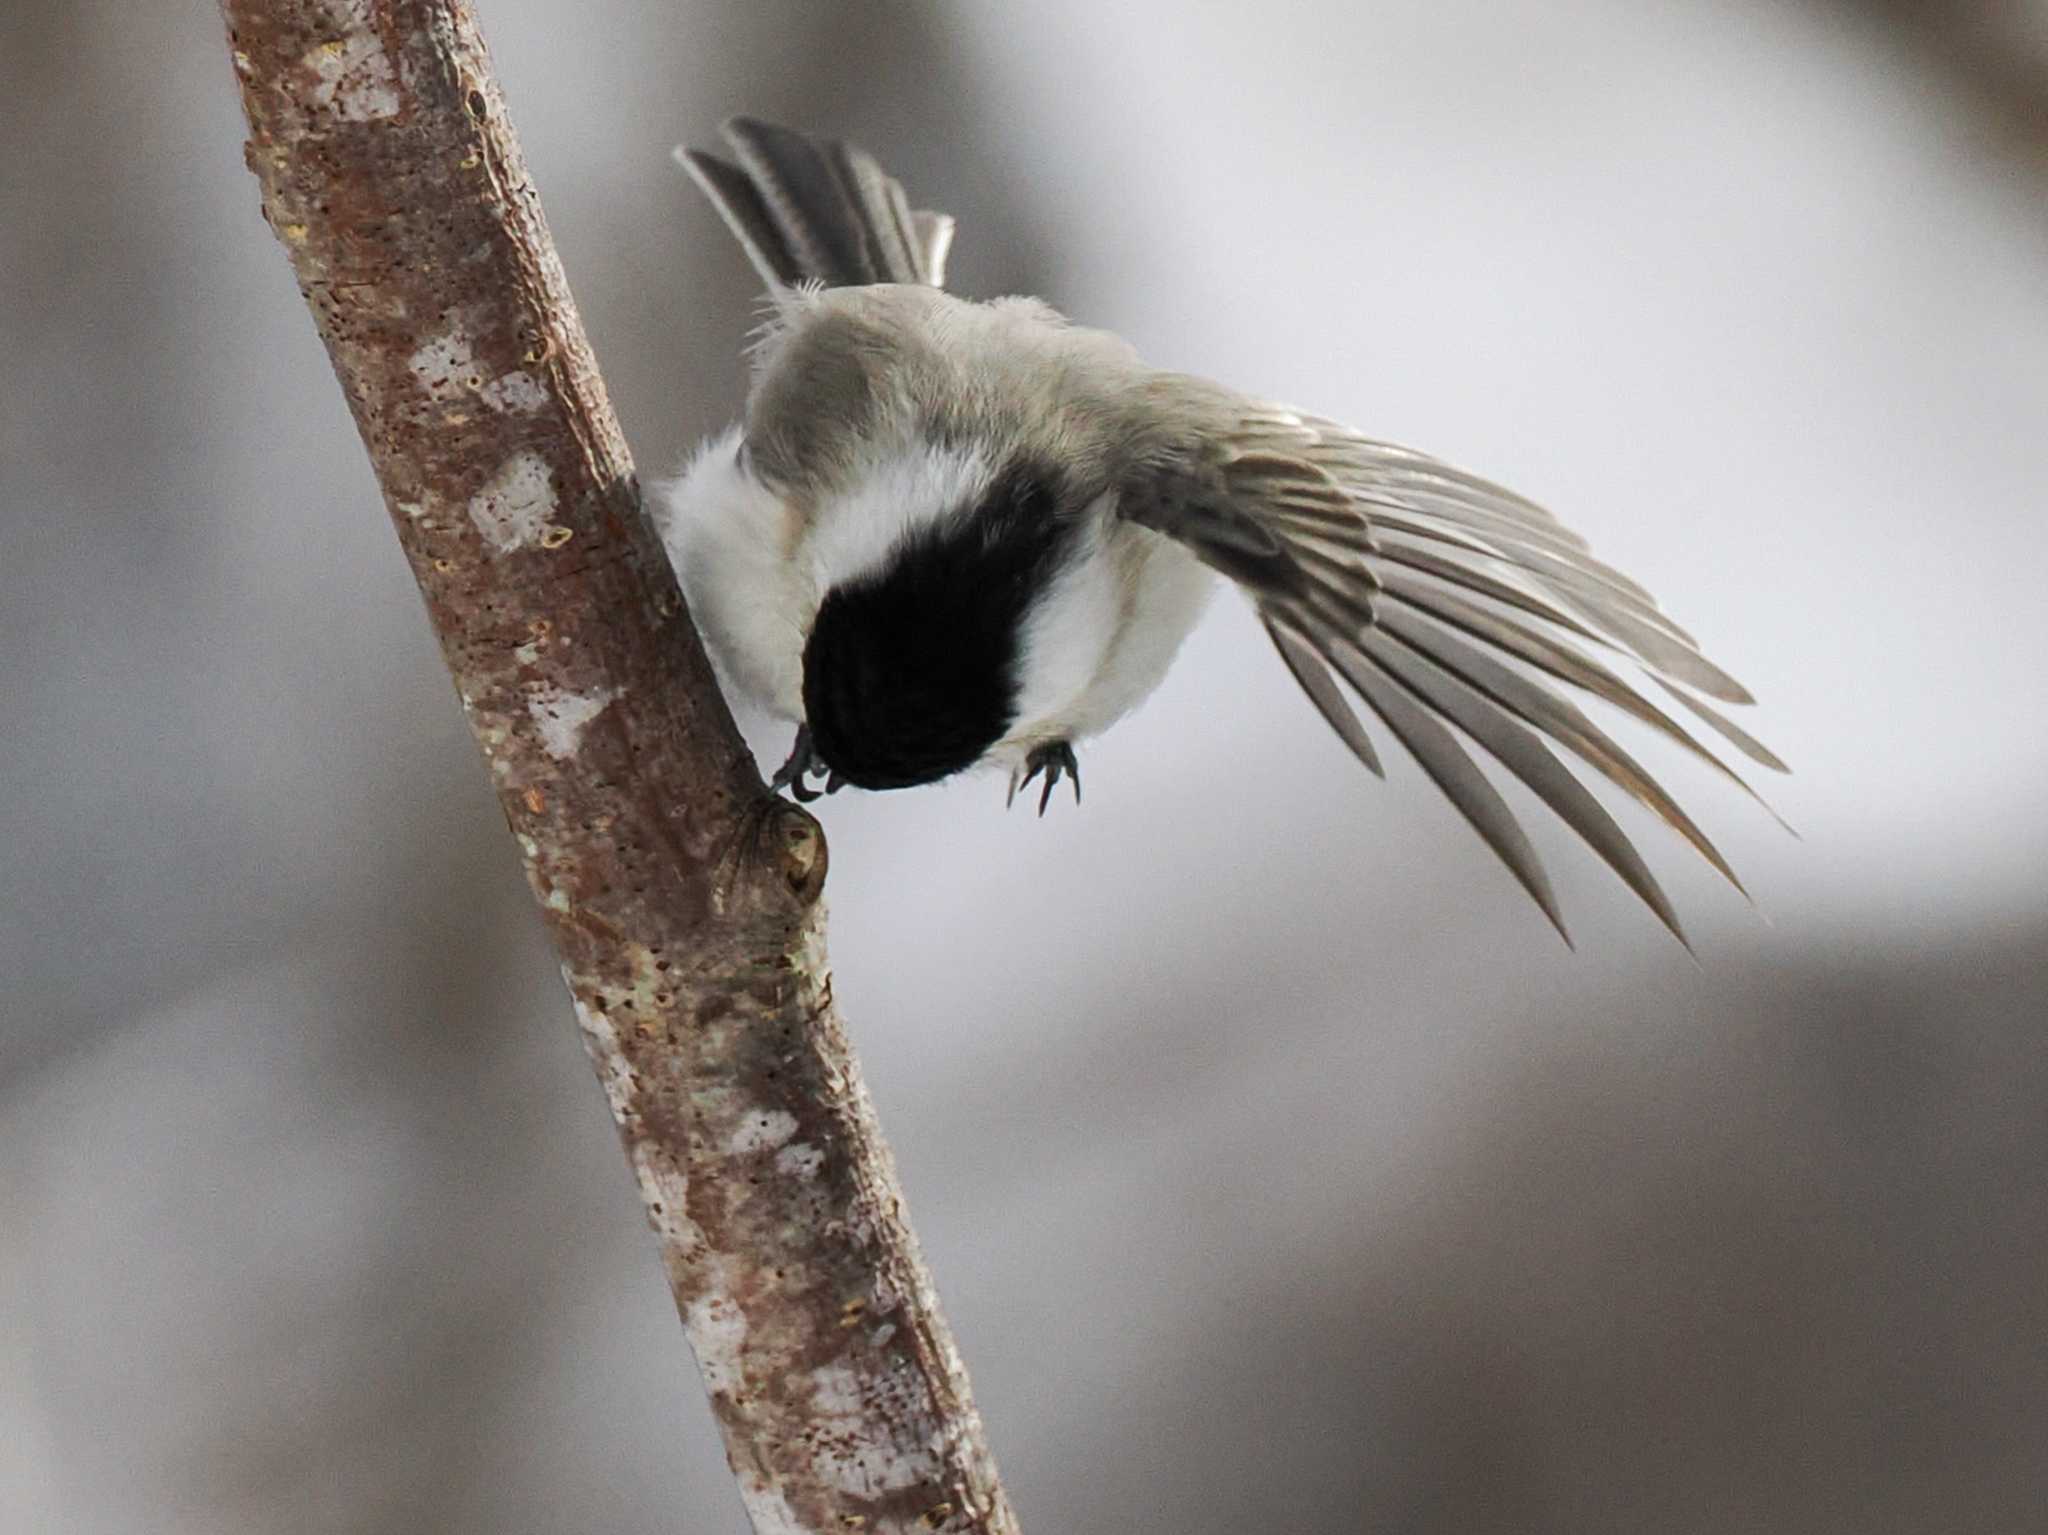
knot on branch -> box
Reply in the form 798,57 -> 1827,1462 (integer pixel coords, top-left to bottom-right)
755,797 -> 829,910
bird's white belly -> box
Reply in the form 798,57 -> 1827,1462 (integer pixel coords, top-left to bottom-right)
998,523 -> 1215,764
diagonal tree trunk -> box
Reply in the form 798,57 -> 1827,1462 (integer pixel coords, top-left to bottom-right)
217,5 -> 1017,1531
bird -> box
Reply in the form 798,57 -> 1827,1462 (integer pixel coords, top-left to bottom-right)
659,117 -> 1786,946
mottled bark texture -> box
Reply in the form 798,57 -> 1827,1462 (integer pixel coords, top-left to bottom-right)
218,5 -> 1017,1531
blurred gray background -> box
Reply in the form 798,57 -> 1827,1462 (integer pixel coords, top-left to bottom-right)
5,1 -> 2047,1531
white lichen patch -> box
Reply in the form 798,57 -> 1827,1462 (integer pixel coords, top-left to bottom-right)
579,941 -> 684,1032
775,1142 -> 824,1181
571,992 -> 637,1122
634,1142 -> 704,1256
482,370 -> 549,412
571,974 -> 708,1256
807,1361 -> 944,1497
736,1482 -> 809,1535
526,683 -> 616,760
830,1442 -> 911,1497
408,330 -> 472,388
409,327 -> 548,415
810,1363 -> 867,1418
306,34 -> 400,121
729,1110 -> 799,1156
685,1292 -> 749,1395
468,450 -> 557,552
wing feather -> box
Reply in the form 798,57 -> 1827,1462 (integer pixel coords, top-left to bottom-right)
1650,676 -> 1791,776
1312,622 -> 1572,944
1378,571 -> 1791,801
1265,620 -> 1383,777
1240,413 -> 1748,690
1118,398 -> 1781,937
1376,531 -> 1750,702
1373,540 -> 1607,645
1359,631 -> 1687,945
1377,608 -> 1747,895
1352,492 -> 1666,608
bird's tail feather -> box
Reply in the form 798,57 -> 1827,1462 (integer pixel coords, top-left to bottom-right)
676,116 -> 954,291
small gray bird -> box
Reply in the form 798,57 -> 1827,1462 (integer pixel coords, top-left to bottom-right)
661,117 -> 1784,944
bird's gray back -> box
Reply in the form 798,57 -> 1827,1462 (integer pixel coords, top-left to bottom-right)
741,284 -> 1203,517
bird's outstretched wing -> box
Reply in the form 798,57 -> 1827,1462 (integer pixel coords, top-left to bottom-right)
676,117 -> 954,290
1120,404 -> 1786,946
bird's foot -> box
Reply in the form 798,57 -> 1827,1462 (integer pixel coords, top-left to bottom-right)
770,725 -> 846,802
1008,740 -> 1081,816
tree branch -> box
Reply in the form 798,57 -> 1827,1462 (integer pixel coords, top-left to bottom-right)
217,5 -> 1017,1530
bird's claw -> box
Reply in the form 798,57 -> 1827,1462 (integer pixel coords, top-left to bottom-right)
1008,740 -> 1081,817
770,725 -> 843,803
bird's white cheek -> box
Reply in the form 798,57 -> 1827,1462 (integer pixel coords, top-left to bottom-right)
657,429 -> 814,721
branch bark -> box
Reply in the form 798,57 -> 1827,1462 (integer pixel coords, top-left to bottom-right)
218,5 -> 1017,1531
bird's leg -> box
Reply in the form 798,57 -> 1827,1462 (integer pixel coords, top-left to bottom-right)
770,725 -> 826,803
1008,740 -> 1081,816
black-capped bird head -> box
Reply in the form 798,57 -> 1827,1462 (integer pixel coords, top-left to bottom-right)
800,464 -> 1078,791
